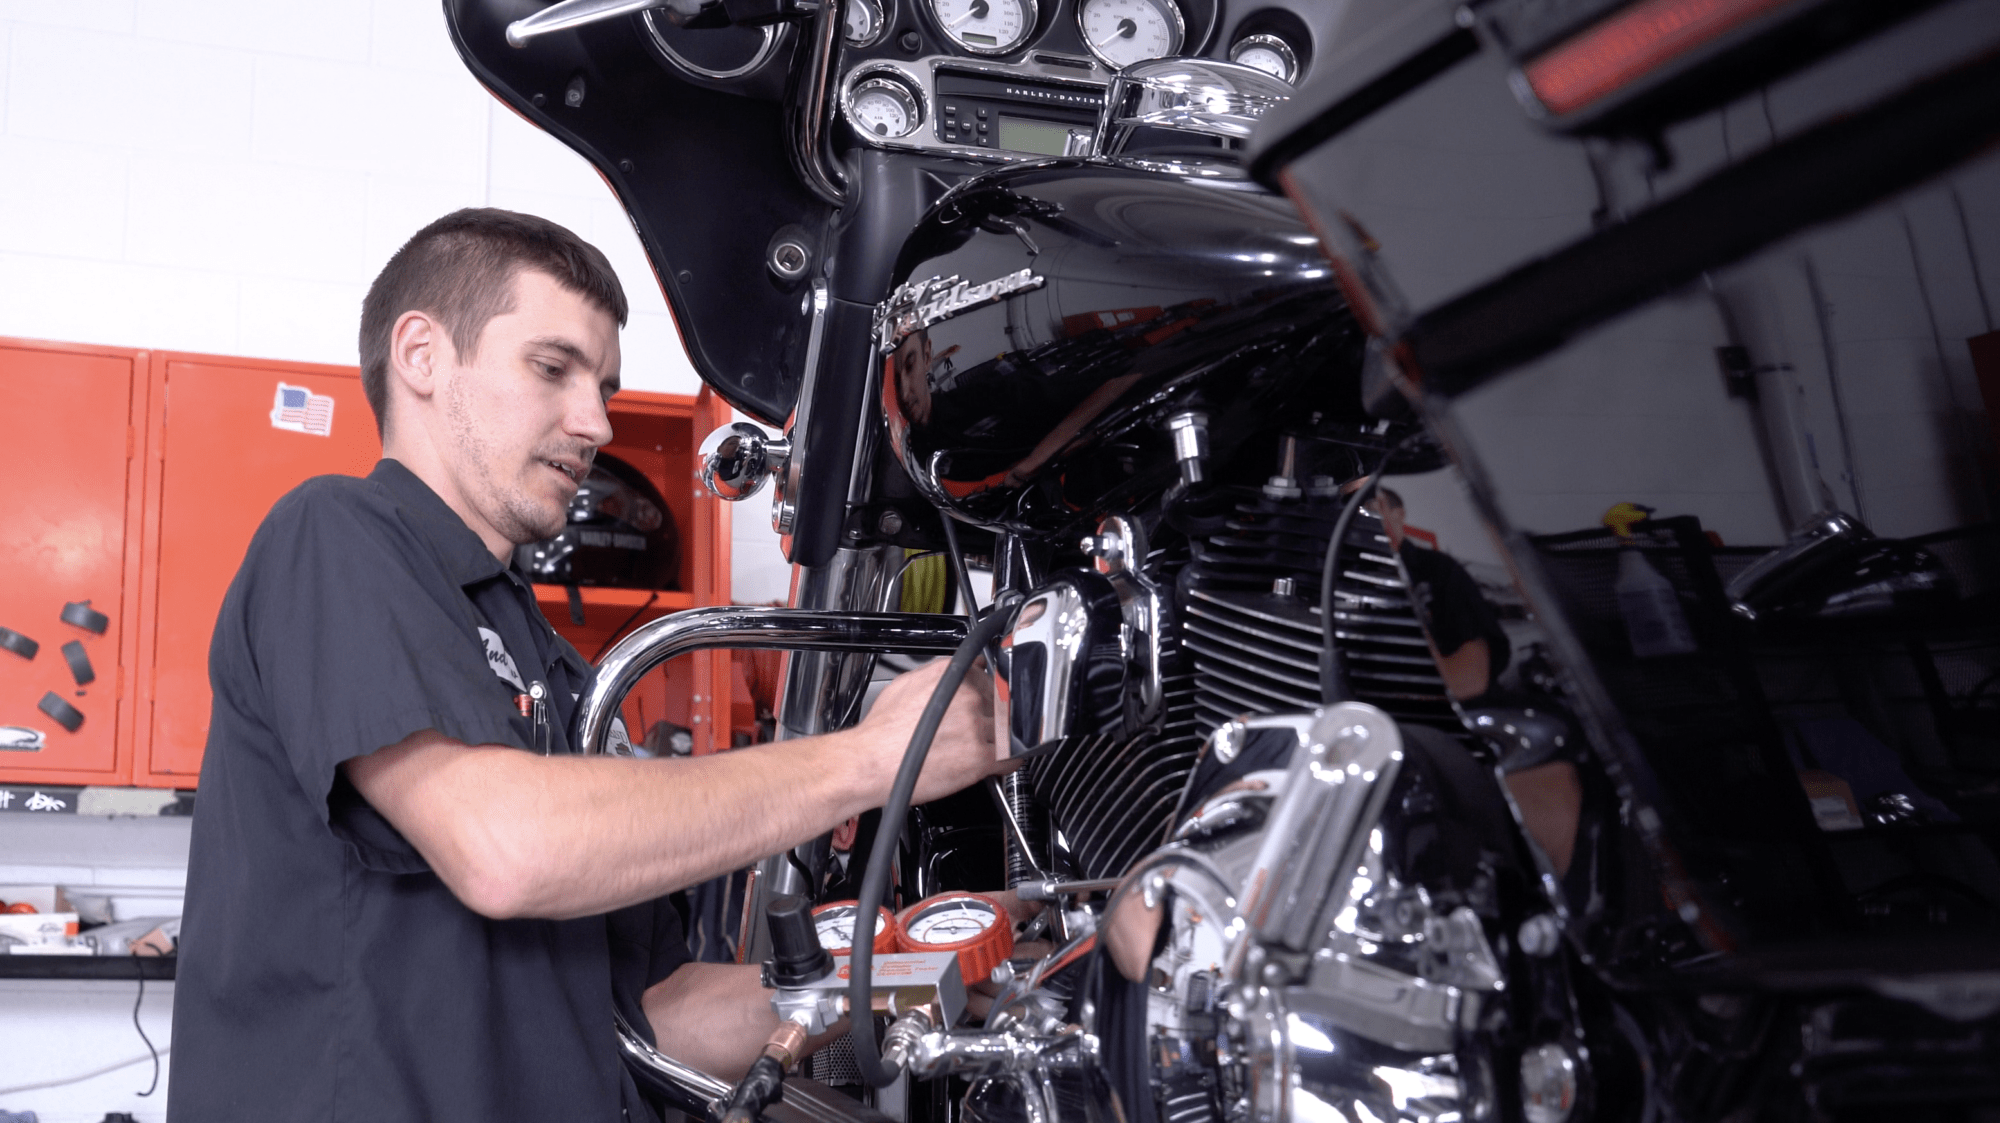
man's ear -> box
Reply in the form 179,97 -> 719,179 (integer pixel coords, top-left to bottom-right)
389,310 -> 448,402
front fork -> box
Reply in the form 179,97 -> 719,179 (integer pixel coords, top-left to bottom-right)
740,543 -> 909,964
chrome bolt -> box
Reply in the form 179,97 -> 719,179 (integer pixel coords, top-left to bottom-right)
1518,913 -> 1561,958
1520,1042 -> 1579,1123
769,239 -> 810,281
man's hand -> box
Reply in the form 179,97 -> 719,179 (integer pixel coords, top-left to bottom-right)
852,657 -> 1008,805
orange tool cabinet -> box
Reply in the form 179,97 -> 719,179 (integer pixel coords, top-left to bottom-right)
0,336 -> 733,790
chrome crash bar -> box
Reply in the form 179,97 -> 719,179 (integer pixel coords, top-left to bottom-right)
618,1014 -> 893,1123
576,605 -> 971,755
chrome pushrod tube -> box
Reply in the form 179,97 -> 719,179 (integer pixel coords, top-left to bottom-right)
576,606 -> 970,755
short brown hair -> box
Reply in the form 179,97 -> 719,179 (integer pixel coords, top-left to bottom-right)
358,208 -> 629,435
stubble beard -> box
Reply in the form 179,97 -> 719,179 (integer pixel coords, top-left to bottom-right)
443,376 -> 569,546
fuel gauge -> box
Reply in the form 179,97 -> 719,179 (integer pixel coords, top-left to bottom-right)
848,74 -> 923,140
845,0 -> 886,46
1229,33 -> 1299,85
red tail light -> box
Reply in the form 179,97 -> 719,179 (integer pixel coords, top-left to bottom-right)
1525,0 -> 1799,116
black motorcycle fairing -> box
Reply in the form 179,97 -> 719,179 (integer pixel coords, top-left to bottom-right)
880,162 -> 1368,535
445,0 -> 827,424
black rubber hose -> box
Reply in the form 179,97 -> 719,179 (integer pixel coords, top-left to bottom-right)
1318,434 -> 1421,705
718,1054 -> 786,1123
1317,476 -> 1378,705
847,606 -> 1015,1087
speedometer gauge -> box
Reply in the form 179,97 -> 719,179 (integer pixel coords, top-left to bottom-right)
1077,0 -> 1183,70
930,0 -> 1034,56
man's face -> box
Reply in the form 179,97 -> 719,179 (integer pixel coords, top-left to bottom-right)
435,269 -> 620,549
1370,496 -> 1406,550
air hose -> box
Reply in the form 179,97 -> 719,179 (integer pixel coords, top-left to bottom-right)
848,605 -> 1015,1087
1318,431 -> 1425,705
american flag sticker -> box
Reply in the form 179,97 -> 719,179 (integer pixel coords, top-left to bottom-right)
269,382 -> 335,437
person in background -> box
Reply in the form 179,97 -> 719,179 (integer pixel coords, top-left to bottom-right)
1373,487 -> 1511,703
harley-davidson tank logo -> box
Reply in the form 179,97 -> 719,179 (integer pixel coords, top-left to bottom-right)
875,268 -> 1046,353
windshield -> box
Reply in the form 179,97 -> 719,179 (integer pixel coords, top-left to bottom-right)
1419,147 -> 2000,961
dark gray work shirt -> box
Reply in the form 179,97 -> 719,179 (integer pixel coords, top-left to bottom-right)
169,459 -> 690,1123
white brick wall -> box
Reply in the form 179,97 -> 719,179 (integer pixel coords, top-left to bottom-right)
0,6 -> 796,1119
0,0 -> 702,395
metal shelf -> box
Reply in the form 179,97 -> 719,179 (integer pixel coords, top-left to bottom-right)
0,954 -> 175,980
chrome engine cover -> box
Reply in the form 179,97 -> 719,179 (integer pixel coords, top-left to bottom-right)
1096,705 -> 1513,1123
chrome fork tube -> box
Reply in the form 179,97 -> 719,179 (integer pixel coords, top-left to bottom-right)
736,544 -> 909,963
776,545 -> 908,738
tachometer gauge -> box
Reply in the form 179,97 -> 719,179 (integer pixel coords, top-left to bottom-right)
848,75 -> 923,139
811,900 -> 897,954
930,0 -> 1034,56
1229,33 -> 1298,84
845,0 -> 886,46
895,892 -> 1015,983
1077,0 -> 1183,70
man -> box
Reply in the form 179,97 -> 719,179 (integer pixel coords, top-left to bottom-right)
167,209 -> 1004,1122
1372,487 -> 1509,703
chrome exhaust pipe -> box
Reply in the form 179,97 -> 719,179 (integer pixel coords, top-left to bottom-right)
575,605 -> 971,756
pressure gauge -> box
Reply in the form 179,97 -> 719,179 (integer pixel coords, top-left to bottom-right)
811,900 -> 897,954
895,892 -> 1015,983
848,75 -> 923,140
845,0 -> 886,46
930,0 -> 1034,56
1229,33 -> 1298,84
1077,0 -> 1183,70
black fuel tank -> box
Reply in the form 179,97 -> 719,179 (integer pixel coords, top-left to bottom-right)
879,162 -> 1365,534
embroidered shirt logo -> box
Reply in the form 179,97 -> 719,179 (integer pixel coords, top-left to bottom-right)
478,627 -> 528,693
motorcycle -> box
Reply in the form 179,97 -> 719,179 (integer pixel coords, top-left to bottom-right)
447,0 -> 2000,1119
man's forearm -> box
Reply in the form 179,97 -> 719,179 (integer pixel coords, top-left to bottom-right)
348,729 -> 884,919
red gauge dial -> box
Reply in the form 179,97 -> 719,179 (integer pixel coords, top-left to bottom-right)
811,900 -> 897,954
894,892 -> 1014,984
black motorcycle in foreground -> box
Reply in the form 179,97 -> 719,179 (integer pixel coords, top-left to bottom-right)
448,0 -> 2000,1118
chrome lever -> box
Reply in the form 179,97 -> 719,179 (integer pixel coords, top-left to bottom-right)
506,0 -> 667,47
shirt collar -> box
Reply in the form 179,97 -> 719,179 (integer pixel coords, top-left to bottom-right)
368,459 -> 512,588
